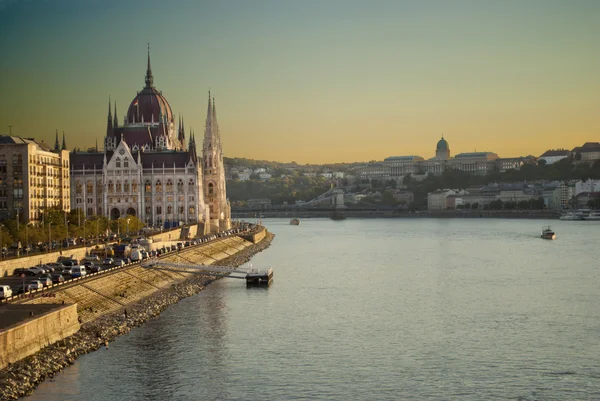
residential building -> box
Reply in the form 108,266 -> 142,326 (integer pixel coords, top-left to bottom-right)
575,179 -> 600,196
0,134 -> 70,222
427,189 -> 456,211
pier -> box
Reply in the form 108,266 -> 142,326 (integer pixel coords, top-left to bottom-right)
141,260 -> 273,286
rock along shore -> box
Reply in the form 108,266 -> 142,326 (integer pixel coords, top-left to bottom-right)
0,232 -> 275,401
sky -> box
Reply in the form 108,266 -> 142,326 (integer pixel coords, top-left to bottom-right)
0,0 -> 598,164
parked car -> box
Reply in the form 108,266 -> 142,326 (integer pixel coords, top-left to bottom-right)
27,281 -> 44,291
83,255 -> 100,262
13,268 -> 29,276
70,266 -> 87,278
27,266 -> 47,275
90,265 -> 104,273
39,277 -> 52,287
51,274 -> 65,284
0,285 -> 13,299
102,258 -> 114,266
113,259 -> 126,267
62,267 -> 73,275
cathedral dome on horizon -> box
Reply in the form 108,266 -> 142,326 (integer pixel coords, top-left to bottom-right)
436,136 -> 449,151
125,50 -> 174,125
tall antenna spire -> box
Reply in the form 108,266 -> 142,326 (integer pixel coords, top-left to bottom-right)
145,43 -> 154,88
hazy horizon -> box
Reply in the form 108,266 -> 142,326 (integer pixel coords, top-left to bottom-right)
0,0 -> 598,164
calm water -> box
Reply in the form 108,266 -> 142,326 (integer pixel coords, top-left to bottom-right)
27,218 -> 600,401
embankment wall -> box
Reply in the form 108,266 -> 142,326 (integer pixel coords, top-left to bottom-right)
17,236 -> 254,324
0,304 -> 79,370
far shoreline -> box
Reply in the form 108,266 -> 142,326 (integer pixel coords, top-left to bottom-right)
232,210 -> 563,220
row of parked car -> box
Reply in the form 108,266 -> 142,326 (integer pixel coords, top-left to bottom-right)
1,227 -> 252,300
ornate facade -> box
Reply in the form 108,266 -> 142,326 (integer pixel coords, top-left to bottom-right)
70,49 -> 231,233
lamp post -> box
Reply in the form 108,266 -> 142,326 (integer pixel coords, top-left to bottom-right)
48,223 -> 51,252
83,219 -> 87,254
126,218 -> 130,238
0,224 -> 4,260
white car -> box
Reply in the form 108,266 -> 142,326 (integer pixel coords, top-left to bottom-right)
27,281 -> 44,291
0,285 -> 12,299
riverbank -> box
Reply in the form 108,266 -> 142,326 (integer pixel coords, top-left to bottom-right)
0,231 -> 274,401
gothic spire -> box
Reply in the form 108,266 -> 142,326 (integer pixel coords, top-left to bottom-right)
95,138 -> 98,152
54,129 -> 60,151
145,43 -> 154,88
107,97 -> 112,121
61,131 -> 67,150
113,101 -> 118,127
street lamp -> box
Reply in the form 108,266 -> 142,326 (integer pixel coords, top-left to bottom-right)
126,218 -> 130,238
48,223 -> 52,252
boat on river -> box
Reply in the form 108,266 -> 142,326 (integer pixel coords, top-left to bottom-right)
559,211 -> 585,220
290,218 -> 300,225
541,226 -> 556,240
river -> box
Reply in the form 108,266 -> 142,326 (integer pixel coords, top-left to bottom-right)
26,218 -> 600,401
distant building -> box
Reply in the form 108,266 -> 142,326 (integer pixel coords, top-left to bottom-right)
354,136 -> 522,182
538,149 -> 570,165
427,189 -> 456,211
571,142 -> 600,163
247,198 -> 272,209
575,179 -> 600,196
0,134 -> 70,222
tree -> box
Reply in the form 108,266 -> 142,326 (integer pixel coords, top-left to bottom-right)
471,202 -> 479,210
402,174 -> 412,187
537,159 -> 547,166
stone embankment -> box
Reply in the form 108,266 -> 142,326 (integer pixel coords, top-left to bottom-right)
0,231 -> 274,401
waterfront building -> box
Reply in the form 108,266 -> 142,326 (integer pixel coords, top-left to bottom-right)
69,49 -> 230,232
427,189 -> 457,211
575,179 -> 600,196
0,134 -> 70,222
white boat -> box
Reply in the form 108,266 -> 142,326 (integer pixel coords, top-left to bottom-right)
559,211 -> 585,220
584,211 -> 600,220
541,226 -> 556,240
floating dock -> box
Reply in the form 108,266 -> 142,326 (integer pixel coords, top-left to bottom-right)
245,268 -> 273,286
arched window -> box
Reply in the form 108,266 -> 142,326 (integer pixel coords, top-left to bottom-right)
75,181 -> 82,194
145,180 -> 151,193
167,205 -> 173,214
116,181 -> 122,192
124,180 -> 130,192
188,179 -> 194,189
166,179 -> 173,193
108,181 -> 114,193
156,180 -> 162,193
115,157 -> 121,168
132,181 -> 138,193
97,180 -> 102,193
177,179 -> 184,193
208,182 -> 214,195
124,159 -> 129,168
86,181 -> 93,194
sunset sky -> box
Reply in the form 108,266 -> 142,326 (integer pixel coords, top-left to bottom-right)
0,0 -> 598,164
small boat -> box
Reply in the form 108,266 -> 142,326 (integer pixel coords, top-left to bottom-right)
290,218 -> 300,225
540,226 -> 556,240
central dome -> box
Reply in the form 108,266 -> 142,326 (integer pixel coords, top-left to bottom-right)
125,49 -> 174,125
126,87 -> 173,124
436,136 -> 449,151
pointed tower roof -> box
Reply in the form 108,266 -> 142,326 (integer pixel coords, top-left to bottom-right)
189,128 -> 197,163
145,43 -> 154,88
113,101 -> 118,127
54,129 -> 60,151
62,131 -> 67,150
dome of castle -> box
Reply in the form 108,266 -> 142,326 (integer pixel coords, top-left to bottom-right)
436,136 -> 449,151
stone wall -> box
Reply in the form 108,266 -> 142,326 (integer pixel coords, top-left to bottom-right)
0,304 -> 80,370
